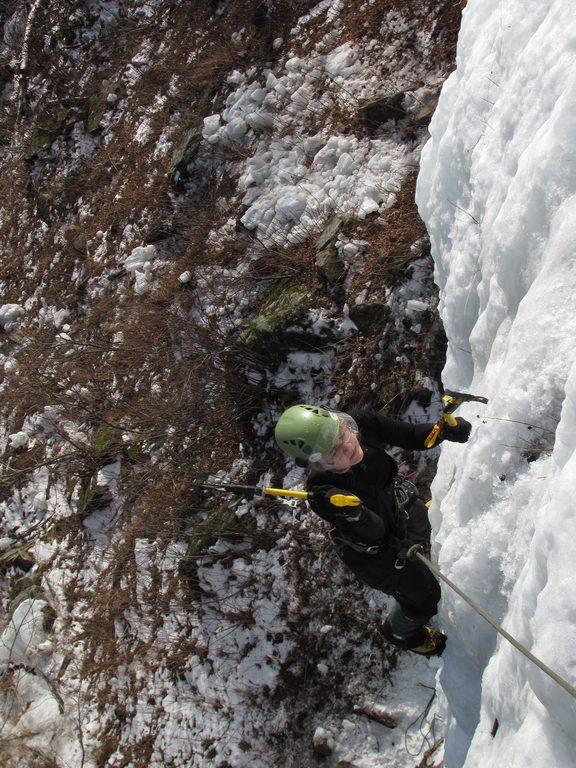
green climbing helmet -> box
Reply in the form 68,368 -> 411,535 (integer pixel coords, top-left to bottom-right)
274,404 -> 341,462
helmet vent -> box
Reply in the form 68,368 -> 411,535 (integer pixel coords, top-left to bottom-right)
284,438 -> 312,455
302,405 -> 332,418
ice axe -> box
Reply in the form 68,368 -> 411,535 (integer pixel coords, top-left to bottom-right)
193,482 -> 361,508
424,389 -> 488,448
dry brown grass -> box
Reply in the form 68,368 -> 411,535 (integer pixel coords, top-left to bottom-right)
354,171 -> 429,286
0,739 -> 63,768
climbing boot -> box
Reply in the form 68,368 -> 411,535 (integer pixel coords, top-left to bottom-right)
406,626 -> 446,657
383,622 -> 446,657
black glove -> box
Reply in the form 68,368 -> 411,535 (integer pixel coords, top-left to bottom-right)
310,486 -> 363,521
443,416 -> 472,443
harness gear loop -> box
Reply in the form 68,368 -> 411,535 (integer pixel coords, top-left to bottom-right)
393,474 -> 419,511
389,475 -> 420,569
407,545 -> 576,700
329,528 -> 381,555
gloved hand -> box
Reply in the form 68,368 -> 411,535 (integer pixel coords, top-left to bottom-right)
310,486 -> 363,520
311,485 -> 359,505
443,416 -> 472,443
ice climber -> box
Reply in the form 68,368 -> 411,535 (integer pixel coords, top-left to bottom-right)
274,403 -> 471,656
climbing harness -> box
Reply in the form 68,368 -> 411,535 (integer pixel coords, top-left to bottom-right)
329,475 -> 423,566
424,390 -> 488,448
392,474 -> 424,570
329,528 -> 381,555
407,544 -> 576,700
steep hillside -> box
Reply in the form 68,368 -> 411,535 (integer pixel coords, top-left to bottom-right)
0,2 -> 464,766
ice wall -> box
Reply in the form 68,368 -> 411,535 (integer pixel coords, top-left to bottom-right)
416,1 -> 576,765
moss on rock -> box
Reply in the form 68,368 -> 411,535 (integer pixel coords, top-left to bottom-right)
348,302 -> 390,336
240,280 -> 331,360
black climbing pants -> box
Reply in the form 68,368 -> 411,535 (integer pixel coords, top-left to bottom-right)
331,499 -> 441,622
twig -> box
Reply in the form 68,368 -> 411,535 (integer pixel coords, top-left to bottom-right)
481,416 -> 556,434
416,737 -> 444,768
447,199 -> 480,225
1,451 -> 82,482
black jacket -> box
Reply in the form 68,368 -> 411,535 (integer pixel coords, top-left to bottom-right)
306,409 -> 435,548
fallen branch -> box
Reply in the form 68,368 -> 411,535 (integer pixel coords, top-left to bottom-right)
352,703 -> 397,728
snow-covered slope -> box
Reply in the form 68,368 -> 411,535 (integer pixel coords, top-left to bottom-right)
0,3 -> 461,767
416,0 -> 576,765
